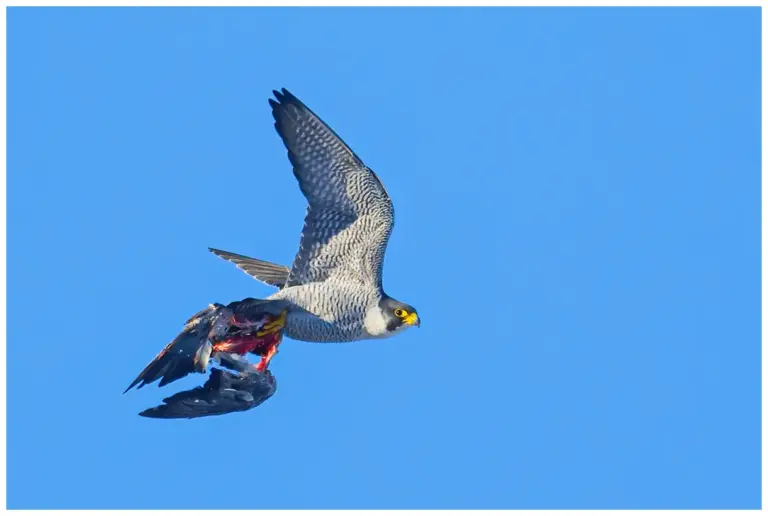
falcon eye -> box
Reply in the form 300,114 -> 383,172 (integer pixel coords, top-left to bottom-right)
394,309 -> 407,318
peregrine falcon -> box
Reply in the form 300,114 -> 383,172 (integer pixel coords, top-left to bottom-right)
125,88 -> 420,418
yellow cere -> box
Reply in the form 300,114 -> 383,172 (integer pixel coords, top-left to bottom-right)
404,312 -> 419,326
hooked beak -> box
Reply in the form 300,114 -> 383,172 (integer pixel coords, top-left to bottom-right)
405,312 -> 420,328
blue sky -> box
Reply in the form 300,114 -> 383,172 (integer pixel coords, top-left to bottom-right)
7,7 -> 761,510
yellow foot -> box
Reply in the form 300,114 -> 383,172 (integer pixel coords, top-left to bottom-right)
257,310 -> 287,337
255,341 -> 280,372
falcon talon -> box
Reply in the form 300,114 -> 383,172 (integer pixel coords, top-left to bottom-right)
125,87 -> 419,419
256,310 -> 287,337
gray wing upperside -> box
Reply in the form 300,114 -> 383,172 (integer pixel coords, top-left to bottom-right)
269,88 -> 395,290
209,248 -> 290,289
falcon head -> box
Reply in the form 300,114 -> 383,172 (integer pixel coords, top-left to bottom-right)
365,296 -> 421,338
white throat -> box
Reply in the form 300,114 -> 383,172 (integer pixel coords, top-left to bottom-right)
364,306 -> 397,338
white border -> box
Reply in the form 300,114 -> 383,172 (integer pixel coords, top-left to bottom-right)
0,1 -> 763,514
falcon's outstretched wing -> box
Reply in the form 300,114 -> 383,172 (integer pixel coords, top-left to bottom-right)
269,88 -> 395,291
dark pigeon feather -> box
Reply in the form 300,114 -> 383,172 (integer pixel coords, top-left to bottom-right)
123,299 -> 290,393
138,368 -> 277,419
123,304 -> 231,393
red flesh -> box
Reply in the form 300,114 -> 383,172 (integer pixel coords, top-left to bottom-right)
210,312 -> 285,372
212,331 -> 281,356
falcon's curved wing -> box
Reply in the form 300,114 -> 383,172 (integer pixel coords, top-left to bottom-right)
269,88 -> 395,291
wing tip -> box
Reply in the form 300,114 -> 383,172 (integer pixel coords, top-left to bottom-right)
137,407 -> 191,419
272,87 -> 293,100
124,374 -> 153,394
270,87 -> 302,110
123,368 -> 154,394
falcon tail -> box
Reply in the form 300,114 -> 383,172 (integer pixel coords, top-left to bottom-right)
124,298 -> 289,418
208,247 -> 290,289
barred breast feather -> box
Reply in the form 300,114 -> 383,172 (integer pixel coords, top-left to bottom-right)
268,282 -> 378,342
